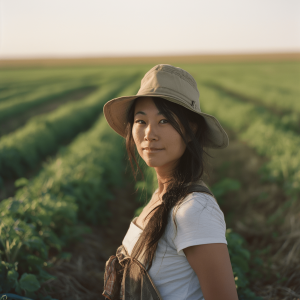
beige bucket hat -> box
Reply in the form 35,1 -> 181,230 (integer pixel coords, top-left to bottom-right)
103,64 -> 229,149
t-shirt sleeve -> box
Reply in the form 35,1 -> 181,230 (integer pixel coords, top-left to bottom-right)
172,192 -> 227,257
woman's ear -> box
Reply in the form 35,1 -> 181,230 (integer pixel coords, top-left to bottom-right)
190,122 -> 198,134
187,122 -> 198,142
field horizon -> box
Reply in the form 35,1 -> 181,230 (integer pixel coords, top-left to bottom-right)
1,51 -> 300,68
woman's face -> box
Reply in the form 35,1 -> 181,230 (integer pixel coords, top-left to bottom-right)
132,97 -> 187,171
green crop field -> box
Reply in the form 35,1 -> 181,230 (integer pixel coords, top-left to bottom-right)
0,60 -> 299,300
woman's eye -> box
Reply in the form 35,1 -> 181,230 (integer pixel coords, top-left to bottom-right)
135,119 -> 168,124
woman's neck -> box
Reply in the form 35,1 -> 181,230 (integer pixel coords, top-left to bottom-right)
154,163 -> 177,196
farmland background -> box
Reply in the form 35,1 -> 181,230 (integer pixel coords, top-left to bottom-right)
0,54 -> 300,300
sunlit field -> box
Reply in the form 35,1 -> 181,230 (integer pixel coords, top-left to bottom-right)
0,59 -> 299,300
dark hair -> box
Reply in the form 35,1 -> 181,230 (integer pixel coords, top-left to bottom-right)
125,97 -> 212,271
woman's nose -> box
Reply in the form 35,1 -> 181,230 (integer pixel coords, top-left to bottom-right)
144,123 -> 158,141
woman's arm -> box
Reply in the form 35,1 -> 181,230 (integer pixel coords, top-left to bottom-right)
183,243 -> 239,300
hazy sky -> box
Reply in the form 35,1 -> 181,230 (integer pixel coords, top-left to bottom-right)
1,0 -> 300,59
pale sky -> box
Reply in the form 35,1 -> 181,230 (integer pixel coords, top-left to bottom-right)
0,0 -> 300,59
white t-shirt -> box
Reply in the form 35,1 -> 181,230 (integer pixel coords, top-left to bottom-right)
122,190 -> 227,300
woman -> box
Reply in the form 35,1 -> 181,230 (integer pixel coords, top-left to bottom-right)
103,64 -> 238,300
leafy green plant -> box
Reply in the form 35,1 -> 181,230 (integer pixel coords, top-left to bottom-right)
210,177 -> 241,205
226,229 -> 263,300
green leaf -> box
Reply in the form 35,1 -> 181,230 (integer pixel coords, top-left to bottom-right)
24,290 -> 37,299
57,252 -> 72,262
19,273 -> 41,292
37,267 -> 56,283
7,200 -> 21,213
231,256 -> 249,273
25,255 -> 44,269
7,269 -> 19,287
15,281 -> 22,294
211,178 -> 241,199
14,177 -> 29,188
24,237 -> 48,259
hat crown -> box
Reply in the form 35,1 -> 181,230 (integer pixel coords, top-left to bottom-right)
137,64 -> 201,111
143,64 -> 198,91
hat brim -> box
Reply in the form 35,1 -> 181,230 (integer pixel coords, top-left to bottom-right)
103,94 -> 229,149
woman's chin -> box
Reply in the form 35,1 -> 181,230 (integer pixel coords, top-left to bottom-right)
145,161 -> 161,168
144,158 -> 175,169
143,158 -> 164,168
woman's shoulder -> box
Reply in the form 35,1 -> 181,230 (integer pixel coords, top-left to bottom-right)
169,191 -> 227,253
178,191 -> 219,210
173,191 -> 225,223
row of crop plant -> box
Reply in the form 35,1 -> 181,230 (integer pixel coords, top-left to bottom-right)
203,79 -> 300,123
133,160 -> 261,300
0,77 -> 105,122
0,86 -> 38,103
193,62 -> 300,94
0,72 -> 141,182
197,63 -> 300,115
0,65 -> 133,90
203,81 -> 300,134
0,79 -> 94,103
0,66 -> 118,104
197,84 -> 300,200
0,82 -> 139,299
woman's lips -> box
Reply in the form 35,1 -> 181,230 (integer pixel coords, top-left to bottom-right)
143,148 -> 164,153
